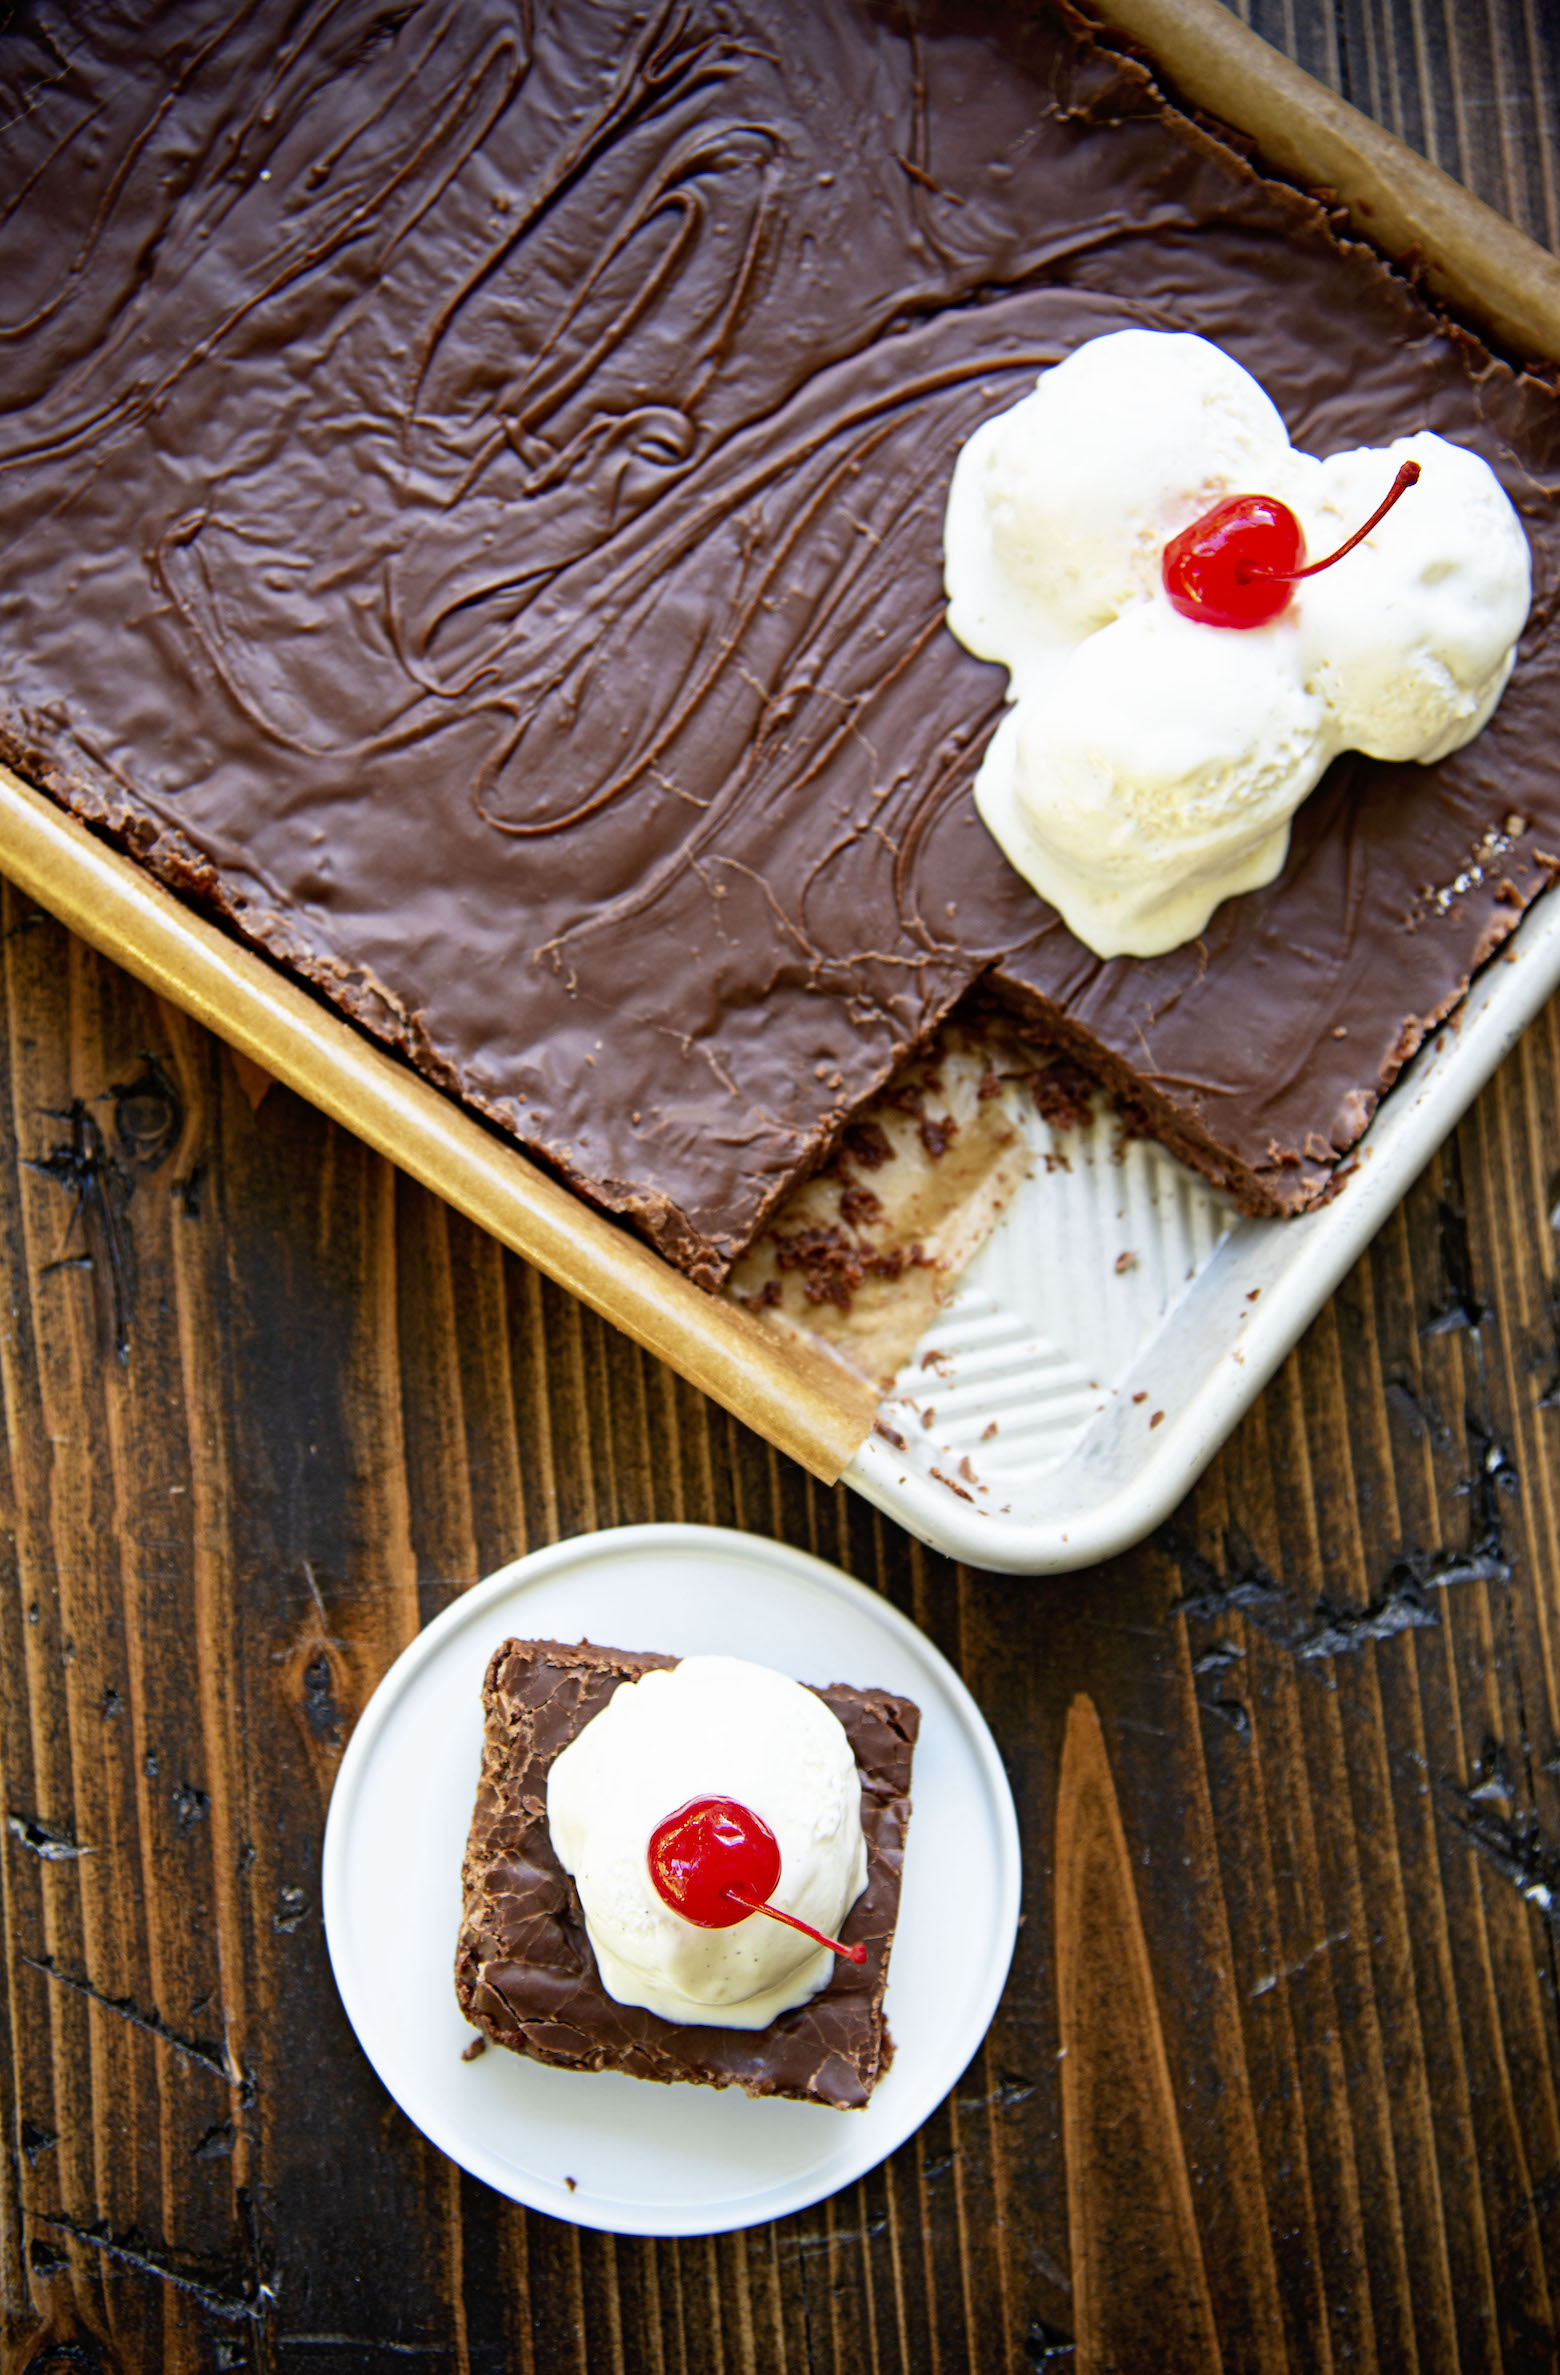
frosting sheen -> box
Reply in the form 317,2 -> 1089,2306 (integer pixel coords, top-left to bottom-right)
3,3 -> 1560,1247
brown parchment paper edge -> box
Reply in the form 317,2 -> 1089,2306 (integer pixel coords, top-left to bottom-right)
1097,0 -> 1560,362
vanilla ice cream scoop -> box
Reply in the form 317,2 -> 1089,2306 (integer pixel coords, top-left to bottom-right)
547,1655 -> 868,2030
945,328 -> 1310,682
944,331 -> 1531,957
979,602 -> 1337,957
1295,431 -> 1531,763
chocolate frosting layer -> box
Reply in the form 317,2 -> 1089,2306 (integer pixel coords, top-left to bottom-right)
3,0 -> 1559,1280
454,1638 -> 918,2109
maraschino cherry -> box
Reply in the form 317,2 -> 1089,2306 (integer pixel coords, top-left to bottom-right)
648,1796 -> 867,1963
1162,458 -> 1421,630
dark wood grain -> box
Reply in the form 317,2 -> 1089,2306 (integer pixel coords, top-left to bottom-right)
5,5 -> 1560,2369
1055,1696 -> 1231,2372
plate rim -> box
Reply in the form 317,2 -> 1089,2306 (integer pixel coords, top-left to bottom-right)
321,1520 -> 1023,2236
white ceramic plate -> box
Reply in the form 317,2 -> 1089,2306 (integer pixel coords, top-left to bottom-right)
321,1523 -> 1021,2237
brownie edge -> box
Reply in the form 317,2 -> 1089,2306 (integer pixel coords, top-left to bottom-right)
454,1639 -> 919,2110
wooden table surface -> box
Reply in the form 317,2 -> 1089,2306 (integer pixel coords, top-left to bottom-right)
5,5 -> 1560,2370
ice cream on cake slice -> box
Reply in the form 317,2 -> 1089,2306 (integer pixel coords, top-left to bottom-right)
454,1640 -> 918,2109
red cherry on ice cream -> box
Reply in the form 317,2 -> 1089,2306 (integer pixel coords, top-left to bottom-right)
1162,458 -> 1421,629
647,1795 -> 867,1963
1162,491 -> 1302,627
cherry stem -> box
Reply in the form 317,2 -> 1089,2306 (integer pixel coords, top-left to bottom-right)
1235,459 -> 1421,586
727,1888 -> 868,1964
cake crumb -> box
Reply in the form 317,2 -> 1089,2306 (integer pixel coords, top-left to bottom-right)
1332,1025 -> 1348,1038
841,1119 -> 893,1170
1031,1059 -> 1096,1132
921,1406 -> 936,1429
981,1420 -> 999,1439
874,1419 -> 908,1452
1149,1410 -> 1165,1429
1114,1249 -> 1138,1274
564,2176 -> 577,2193
1132,1391 -> 1148,1404
1246,1288 -> 1261,1301
461,2036 -> 487,2062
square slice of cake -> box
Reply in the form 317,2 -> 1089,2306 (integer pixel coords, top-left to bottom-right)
454,1639 -> 918,2110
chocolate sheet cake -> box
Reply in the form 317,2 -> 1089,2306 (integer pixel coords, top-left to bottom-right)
3,0 -> 1560,1285
454,1639 -> 918,2108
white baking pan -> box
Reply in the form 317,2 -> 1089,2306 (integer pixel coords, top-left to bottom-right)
845,890 -> 1560,1572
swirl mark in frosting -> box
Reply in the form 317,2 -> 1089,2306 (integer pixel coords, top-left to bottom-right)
3,0 -> 1560,1276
